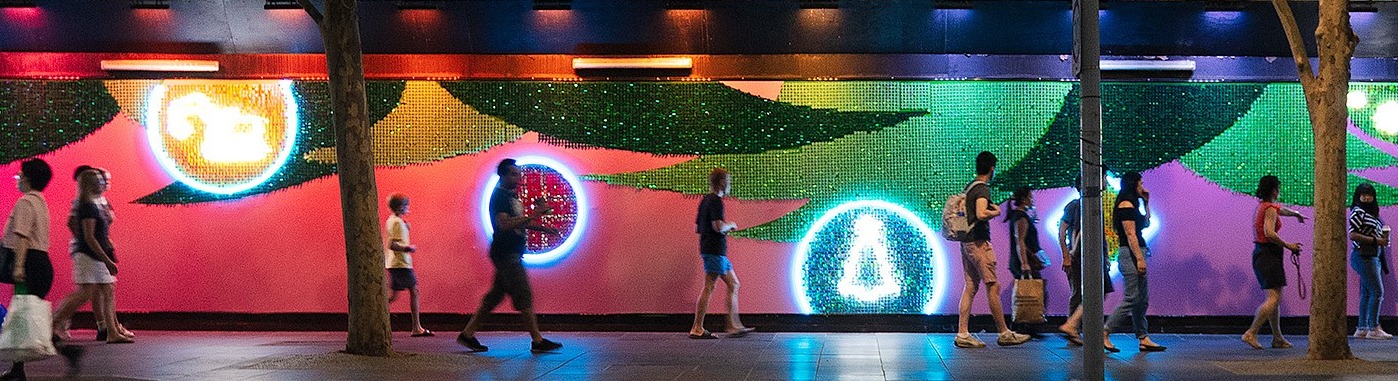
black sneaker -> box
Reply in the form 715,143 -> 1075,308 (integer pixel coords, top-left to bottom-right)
530,338 -> 562,353
456,333 -> 488,352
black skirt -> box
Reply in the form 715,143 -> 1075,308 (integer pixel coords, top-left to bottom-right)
1252,242 -> 1287,290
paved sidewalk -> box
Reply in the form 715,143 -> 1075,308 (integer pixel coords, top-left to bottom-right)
15,330 -> 1398,380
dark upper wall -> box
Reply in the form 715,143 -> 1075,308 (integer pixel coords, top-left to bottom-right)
1,0 -> 1396,57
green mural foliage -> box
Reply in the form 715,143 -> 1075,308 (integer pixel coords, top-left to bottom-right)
440,82 -> 926,155
135,81 -> 406,204
590,81 -> 1073,242
1,81 -> 119,164
1181,83 -> 1398,206
997,83 -> 1266,191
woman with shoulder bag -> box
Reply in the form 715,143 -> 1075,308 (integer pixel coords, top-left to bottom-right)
1005,187 -> 1049,336
1349,183 -> 1391,340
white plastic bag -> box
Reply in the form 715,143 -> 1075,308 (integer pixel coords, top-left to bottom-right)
0,294 -> 55,362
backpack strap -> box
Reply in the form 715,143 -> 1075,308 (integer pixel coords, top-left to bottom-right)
964,180 -> 987,193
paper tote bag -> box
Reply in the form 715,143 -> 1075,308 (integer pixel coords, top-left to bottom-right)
1012,278 -> 1047,324
0,294 -> 56,362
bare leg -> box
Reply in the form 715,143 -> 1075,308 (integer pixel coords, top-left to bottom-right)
1242,288 -> 1281,349
387,289 -> 401,304
985,282 -> 1010,333
957,279 -> 980,335
720,271 -> 747,331
409,287 -> 425,334
52,285 -> 96,339
690,273 -> 720,335
520,307 -> 544,343
101,284 -> 131,343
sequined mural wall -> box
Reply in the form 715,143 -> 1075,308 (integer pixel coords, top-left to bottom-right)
3,79 -> 1398,316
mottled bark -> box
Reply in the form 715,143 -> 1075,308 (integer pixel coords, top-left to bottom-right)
1271,0 -> 1358,361
297,0 -> 393,357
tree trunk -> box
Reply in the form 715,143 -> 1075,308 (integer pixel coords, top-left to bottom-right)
299,0 -> 394,357
1270,0 -> 1358,360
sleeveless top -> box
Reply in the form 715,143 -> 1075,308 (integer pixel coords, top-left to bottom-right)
1254,201 -> 1281,244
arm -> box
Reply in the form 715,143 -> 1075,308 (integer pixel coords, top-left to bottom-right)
1281,207 -> 1308,223
1350,232 -> 1388,247
9,235 -> 29,283
1263,208 -> 1302,253
1016,218 -> 1032,272
1058,221 -> 1072,270
495,211 -> 544,232
710,220 -> 737,234
975,197 -> 1001,220
82,218 -> 119,275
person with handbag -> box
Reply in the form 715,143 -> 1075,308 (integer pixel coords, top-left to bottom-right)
1348,183 -> 1391,340
1,159 -> 83,380
1241,175 -> 1306,349
1005,187 -> 1049,338
1057,175 -> 1114,346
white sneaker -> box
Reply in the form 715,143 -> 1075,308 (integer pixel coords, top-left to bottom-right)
1354,329 -> 1370,338
997,331 -> 1031,346
1368,327 -> 1394,340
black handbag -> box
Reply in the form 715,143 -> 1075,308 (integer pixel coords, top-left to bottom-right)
0,246 -> 16,284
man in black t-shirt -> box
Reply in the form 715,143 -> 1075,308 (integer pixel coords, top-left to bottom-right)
457,159 -> 563,353
688,168 -> 755,339
954,152 -> 1030,348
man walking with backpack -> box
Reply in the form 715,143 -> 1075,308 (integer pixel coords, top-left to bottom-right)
954,151 -> 1031,348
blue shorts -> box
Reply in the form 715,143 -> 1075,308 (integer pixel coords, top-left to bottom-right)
701,254 -> 732,275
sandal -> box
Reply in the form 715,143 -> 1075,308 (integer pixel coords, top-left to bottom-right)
411,329 -> 435,337
726,327 -> 755,338
688,330 -> 718,339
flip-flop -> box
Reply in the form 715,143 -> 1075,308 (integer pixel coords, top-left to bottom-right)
726,327 -> 756,338
411,329 -> 435,337
688,331 -> 718,339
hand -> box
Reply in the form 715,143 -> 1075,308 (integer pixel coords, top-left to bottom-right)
1136,264 -> 1147,275
11,267 -> 24,283
1378,238 -> 1390,247
532,198 -> 553,215
538,226 -> 561,236
1020,263 -> 1032,273
406,245 -> 417,253
1294,214 -> 1307,223
1061,255 -> 1073,270
1287,242 -> 1303,253
105,262 -> 119,276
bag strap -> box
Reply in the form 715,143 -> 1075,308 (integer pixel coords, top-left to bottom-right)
1290,250 -> 1307,299
964,180 -> 986,193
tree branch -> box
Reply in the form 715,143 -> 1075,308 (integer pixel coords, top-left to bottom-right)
296,0 -> 325,25
1270,0 -> 1317,88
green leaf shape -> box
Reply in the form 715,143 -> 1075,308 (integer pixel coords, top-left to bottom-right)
1346,83 -> 1398,141
1181,83 -> 1398,206
2,81 -> 119,164
135,81 -> 406,204
439,82 -> 926,155
303,81 -> 525,166
589,81 -> 1072,242
997,82 -> 1267,191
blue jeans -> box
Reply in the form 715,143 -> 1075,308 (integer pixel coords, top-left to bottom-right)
1351,251 -> 1384,329
1106,247 -> 1149,339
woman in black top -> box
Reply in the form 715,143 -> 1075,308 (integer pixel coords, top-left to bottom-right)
1005,187 -> 1048,335
1103,172 -> 1165,352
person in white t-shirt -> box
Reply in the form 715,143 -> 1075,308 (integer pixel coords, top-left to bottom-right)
385,193 -> 430,337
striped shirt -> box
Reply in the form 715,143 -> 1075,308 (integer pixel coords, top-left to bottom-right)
1349,206 -> 1384,250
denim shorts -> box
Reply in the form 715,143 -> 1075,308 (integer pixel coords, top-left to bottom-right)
701,254 -> 732,275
